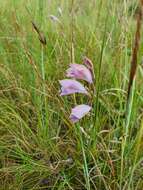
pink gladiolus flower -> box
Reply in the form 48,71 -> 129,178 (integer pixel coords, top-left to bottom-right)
66,64 -> 93,83
70,104 -> 92,123
59,79 -> 88,96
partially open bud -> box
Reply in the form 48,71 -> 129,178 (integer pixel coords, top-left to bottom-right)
83,56 -> 95,79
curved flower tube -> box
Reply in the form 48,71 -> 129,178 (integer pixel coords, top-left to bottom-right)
59,79 -> 88,96
70,104 -> 92,123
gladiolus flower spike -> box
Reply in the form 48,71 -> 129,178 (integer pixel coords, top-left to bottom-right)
59,57 -> 94,123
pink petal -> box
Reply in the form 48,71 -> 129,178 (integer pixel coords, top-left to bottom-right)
66,64 -> 93,83
59,79 -> 88,96
70,104 -> 92,123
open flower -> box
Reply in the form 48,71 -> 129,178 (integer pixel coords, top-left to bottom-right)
59,79 -> 88,96
66,64 -> 93,83
70,104 -> 92,123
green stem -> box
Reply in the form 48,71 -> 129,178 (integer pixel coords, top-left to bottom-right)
127,119 -> 143,189
120,79 -> 135,190
77,124 -> 90,190
41,45 -> 46,130
93,11 -> 108,139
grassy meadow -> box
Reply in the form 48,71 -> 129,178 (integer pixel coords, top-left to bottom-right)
0,0 -> 143,189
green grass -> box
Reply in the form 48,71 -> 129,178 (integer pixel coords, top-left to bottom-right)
0,0 -> 143,189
